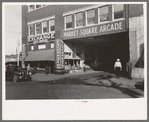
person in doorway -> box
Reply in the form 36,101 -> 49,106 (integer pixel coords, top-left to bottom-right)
126,60 -> 132,80
114,58 -> 122,79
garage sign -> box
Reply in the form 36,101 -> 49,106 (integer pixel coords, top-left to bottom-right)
63,20 -> 126,40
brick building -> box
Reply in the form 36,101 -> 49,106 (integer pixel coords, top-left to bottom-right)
22,4 -> 144,77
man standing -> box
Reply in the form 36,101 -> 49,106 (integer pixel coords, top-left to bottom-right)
114,58 -> 122,79
126,60 -> 132,80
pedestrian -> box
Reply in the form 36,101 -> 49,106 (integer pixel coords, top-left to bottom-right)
33,66 -> 37,74
45,66 -> 49,75
27,64 -> 31,75
114,58 -> 122,79
126,59 -> 132,80
83,63 -> 86,72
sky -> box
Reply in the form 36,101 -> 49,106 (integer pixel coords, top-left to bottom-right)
4,4 -> 22,55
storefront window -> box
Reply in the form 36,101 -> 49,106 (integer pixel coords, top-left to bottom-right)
31,45 -> 34,50
99,6 -> 109,23
35,23 -> 41,34
49,19 -> 55,32
113,4 -> 124,20
51,43 -> 54,48
65,15 -> 72,29
86,9 -> 95,25
29,24 -> 34,36
42,21 -> 48,33
75,12 -> 83,27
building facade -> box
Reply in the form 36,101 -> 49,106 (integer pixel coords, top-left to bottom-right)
22,4 -> 144,77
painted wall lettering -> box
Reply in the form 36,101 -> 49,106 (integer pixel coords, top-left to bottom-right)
28,32 -> 55,44
63,20 -> 126,40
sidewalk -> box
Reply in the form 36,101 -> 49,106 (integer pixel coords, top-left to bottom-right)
31,70 -> 144,90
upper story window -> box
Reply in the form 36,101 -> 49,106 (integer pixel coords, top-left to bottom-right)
65,15 -> 72,29
28,5 -> 35,11
35,23 -> 41,35
36,5 -> 41,9
113,4 -> 124,20
99,6 -> 109,23
28,5 -> 47,12
42,21 -> 48,33
86,9 -> 95,25
29,24 -> 34,36
49,19 -> 55,32
75,12 -> 83,27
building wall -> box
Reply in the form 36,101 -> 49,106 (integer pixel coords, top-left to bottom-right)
129,6 -> 144,78
22,4 -> 144,73
129,4 -> 143,18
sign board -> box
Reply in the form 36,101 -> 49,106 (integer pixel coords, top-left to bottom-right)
55,39 -> 64,69
63,20 -> 126,40
28,32 -> 55,44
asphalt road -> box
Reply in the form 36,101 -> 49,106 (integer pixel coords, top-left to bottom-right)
6,77 -> 144,100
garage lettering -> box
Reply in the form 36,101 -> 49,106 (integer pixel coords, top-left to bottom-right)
100,22 -> 122,33
63,30 -> 79,38
80,27 -> 98,36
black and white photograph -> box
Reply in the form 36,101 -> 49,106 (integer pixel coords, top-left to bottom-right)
2,2 -> 147,120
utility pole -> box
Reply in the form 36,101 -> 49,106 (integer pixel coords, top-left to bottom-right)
17,39 -> 20,66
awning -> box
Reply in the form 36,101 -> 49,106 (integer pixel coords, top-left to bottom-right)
25,49 -> 55,61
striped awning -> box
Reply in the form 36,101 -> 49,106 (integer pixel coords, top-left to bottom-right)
25,49 -> 55,61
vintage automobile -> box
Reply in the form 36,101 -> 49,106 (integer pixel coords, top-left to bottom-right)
5,65 -> 32,82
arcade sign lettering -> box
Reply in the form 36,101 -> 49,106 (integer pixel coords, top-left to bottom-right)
63,20 -> 126,39
28,32 -> 55,44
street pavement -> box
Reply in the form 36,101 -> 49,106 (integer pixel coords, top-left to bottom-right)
6,69 -> 144,99
32,69 -> 143,89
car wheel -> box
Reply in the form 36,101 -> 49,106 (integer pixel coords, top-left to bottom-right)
13,75 -> 19,82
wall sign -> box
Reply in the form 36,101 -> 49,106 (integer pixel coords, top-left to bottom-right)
56,39 -> 64,69
38,44 -> 46,49
28,32 -> 55,44
63,20 -> 126,40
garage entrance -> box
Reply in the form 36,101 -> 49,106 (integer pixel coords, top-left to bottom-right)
63,32 -> 129,74
83,32 -> 129,73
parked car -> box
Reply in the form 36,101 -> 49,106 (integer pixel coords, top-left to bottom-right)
5,65 -> 32,82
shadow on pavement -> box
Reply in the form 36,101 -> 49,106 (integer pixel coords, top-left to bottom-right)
40,74 -> 144,98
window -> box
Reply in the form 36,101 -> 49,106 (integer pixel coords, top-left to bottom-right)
29,5 -> 35,11
29,24 -> 34,36
35,23 -> 41,35
31,45 -> 34,50
75,12 -> 83,27
36,5 -> 41,9
28,5 -> 46,11
65,15 -> 72,29
113,4 -> 124,20
51,43 -> 54,48
86,9 -> 95,25
64,52 -> 71,56
49,19 -> 55,32
99,6 -> 109,23
42,21 -> 48,33
38,44 -> 46,49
